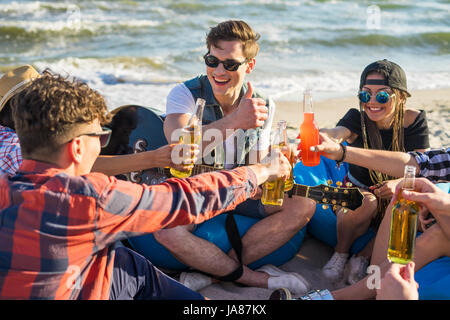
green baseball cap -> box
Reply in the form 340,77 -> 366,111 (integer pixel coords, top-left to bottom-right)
359,59 -> 411,97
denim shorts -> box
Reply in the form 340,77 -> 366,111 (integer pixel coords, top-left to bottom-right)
109,246 -> 204,300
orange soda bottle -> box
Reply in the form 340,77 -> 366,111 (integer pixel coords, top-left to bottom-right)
298,89 -> 320,166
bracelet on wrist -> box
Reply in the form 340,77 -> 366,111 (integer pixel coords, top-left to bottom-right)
335,143 -> 347,168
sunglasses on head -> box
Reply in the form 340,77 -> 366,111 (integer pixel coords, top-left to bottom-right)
76,127 -> 112,148
358,90 -> 395,104
203,53 -> 248,71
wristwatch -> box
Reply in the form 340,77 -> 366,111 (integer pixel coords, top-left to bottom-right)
300,289 -> 334,300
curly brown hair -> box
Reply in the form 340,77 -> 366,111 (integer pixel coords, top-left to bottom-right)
206,20 -> 260,60
11,70 -> 111,157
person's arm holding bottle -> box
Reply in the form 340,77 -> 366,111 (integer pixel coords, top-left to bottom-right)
92,144 -> 199,176
398,177 -> 450,240
312,132 -> 419,178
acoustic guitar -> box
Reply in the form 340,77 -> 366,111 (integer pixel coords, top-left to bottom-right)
102,105 -> 364,211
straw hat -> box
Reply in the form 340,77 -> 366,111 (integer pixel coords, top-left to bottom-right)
0,65 -> 41,112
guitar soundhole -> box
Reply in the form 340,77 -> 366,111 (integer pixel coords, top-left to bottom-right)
129,171 -> 142,184
134,138 -> 148,153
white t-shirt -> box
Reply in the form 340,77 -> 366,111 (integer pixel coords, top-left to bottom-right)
166,83 -> 276,168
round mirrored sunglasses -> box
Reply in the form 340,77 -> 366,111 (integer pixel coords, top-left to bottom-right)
358,90 -> 394,104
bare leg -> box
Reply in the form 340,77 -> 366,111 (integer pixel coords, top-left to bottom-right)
333,201 -> 402,300
370,201 -> 394,266
335,192 -> 377,254
229,195 -> 316,264
323,192 -> 377,282
154,195 -> 316,288
153,224 -> 269,287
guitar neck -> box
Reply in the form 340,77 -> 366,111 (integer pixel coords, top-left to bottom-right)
291,183 -> 309,198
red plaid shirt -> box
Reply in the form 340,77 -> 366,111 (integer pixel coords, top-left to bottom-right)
0,125 -> 22,176
0,160 -> 257,299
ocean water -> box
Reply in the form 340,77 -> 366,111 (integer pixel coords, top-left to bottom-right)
1,0 -> 449,112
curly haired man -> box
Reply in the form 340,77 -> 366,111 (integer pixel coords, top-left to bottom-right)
0,71 -> 290,299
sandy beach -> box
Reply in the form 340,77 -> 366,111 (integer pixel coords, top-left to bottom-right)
194,87 -> 449,300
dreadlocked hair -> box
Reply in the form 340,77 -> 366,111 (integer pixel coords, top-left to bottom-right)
359,87 -> 408,228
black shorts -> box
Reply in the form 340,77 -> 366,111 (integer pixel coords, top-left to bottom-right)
232,198 -> 267,219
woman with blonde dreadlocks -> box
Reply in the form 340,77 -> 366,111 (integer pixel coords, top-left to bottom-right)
318,60 -> 429,285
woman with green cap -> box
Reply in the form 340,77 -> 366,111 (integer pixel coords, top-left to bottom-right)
318,59 -> 430,285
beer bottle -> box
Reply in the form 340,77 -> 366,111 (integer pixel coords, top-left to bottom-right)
261,120 -> 288,206
279,120 -> 294,191
299,89 -> 320,166
170,98 -> 205,178
387,165 -> 420,264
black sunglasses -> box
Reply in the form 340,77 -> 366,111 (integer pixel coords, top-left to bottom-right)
203,53 -> 248,71
75,127 -> 112,148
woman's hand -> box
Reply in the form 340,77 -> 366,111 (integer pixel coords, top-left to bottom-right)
309,132 -> 343,161
370,179 -> 402,199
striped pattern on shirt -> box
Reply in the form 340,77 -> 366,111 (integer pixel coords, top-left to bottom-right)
410,147 -> 450,182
